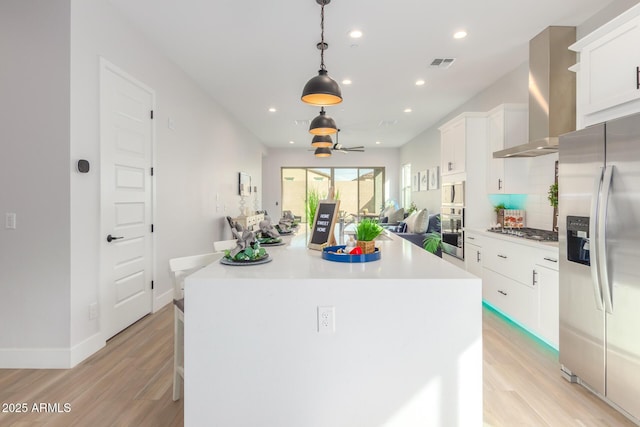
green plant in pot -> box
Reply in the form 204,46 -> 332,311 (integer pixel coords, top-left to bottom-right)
548,183 -> 558,209
422,232 -> 442,255
494,202 -> 506,226
355,218 -> 383,254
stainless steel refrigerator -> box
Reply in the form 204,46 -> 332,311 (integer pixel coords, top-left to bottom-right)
558,112 -> 640,423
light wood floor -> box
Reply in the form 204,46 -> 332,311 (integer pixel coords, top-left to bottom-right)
0,304 -> 636,426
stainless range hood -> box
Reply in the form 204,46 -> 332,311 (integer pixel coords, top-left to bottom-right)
494,26 -> 576,158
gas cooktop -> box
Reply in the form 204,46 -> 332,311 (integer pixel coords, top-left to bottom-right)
486,227 -> 558,242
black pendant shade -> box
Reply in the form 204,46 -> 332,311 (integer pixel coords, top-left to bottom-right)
302,69 -> 342,106
309,107 -> 337,135
301,0 -> 342,106
311,135 -> 333,148
314,147 -> 332,158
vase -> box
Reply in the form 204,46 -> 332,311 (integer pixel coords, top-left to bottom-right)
356,240 -> 376,254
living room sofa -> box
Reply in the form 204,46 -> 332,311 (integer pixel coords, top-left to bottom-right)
386,211 -> 441,257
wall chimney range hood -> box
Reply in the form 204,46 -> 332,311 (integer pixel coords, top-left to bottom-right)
493,26 -> 576,158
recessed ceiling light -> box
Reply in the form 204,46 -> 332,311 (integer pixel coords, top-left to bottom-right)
415,79 -> 425,86
342,79 -> 352,85
453,30 -> 467,39
375,141 -> 382,145
289,140 -> 295,144
404,108 -> 412,113
268,107 -> 277,112
349,30 -> 363,39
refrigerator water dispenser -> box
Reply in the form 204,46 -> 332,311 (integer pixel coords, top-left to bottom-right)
566,215 -> 590,266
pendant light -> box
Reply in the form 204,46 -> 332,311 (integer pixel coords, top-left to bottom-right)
314,147 -> 332,158
309,107 -> 337,135
311,135 -> 333,148
301,0 -> 342,106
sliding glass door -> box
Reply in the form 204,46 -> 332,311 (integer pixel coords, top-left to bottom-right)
282,167 -> 385,223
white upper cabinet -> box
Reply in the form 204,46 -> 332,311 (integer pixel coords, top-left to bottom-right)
571,4 -> 640,128
440,117 -> 466,177
439,112 -> 487,181
486,104 -> 529,194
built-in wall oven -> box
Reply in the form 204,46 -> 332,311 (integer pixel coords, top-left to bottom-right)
441,181 -> 465,260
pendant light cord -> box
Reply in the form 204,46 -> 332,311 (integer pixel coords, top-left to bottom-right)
320,2 -> 326,71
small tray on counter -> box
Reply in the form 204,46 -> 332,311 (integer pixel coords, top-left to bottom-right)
322,245 -> 381,263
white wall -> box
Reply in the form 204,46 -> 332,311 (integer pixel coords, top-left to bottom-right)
1,0 -> 267,368
262,147 -> 400,220
69,0 -> 266,362
0,0 -> 72,365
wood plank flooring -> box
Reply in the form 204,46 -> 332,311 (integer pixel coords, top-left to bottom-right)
0,304 -> 636,426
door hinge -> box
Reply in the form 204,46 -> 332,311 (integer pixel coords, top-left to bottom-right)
151,167 -> 154,176
151,280 -> 154,290
150,110 -> 154,119
151,224 -> 154,232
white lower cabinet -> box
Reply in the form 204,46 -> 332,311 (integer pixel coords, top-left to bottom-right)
465,242 -> 483,278
535,264 -> 559,348
480,233 -> 560,349
483,268 -> 537,329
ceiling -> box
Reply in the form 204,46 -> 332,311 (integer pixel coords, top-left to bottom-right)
109,0 -> 612,150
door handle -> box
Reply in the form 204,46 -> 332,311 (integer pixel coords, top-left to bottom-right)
107,234 -> 124,243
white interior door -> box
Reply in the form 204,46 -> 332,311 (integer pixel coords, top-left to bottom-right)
100,59 -> 154,339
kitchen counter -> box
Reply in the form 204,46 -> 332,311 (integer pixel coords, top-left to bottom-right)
467,227 -> 559,250
184,231 -> 482,426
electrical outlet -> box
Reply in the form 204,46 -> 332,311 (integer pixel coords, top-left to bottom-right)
5,213 -> 16,229
317,306 -> 335,333
89,303 -> 98,320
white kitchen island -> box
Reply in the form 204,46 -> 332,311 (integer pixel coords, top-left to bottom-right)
184,231 -> 482,426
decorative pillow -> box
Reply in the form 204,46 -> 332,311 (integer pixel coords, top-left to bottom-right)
388,208 -> 405,224
403,211 -> 418,233
379,206 -> 394,221
427,213 -> 441,233
414,209 -> 429,233
394,222 -> 407,233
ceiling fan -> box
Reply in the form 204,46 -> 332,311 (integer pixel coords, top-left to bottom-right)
309,129 -> 365,156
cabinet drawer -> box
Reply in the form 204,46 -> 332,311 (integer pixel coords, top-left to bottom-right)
483,268 -> 537,330
483,239 -> 536,286
534,250 -> 560,271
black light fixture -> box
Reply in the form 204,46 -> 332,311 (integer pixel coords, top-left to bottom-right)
311,135 -> 333,148
309,107 -> 338,135
301,0 -> 342,106
314,147 -> 332,158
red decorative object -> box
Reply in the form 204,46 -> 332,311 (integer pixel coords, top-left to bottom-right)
349,246 -> 363,255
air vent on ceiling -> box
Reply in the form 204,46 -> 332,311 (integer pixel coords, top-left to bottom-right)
378,120 -> 398,127
429,58 -> 456,69
294,119 -> 311,126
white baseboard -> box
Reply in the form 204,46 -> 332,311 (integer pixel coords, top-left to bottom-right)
70,332 -> 105,367
0,333 -> 105,369
0,348 -> 71,369
154,288 -> 173,312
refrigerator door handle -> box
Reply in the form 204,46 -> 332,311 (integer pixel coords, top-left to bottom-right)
599,165 -> 614,314
589,167 -> 605,311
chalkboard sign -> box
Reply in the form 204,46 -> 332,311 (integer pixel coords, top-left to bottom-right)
308,200 -> 340,250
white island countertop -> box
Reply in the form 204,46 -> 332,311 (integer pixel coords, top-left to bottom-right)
184,230 -> 482,427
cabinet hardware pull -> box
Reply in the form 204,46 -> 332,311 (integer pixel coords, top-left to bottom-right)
543,257 -> 558,263
498,290 -> 507,296
497,254 -> 507,259
477,252 -> 481,263
637,66 -> 640,90
468,236 -> 475,240
533,270 -> 538,286
498,179 -> 502,190
448,161 -> 453,171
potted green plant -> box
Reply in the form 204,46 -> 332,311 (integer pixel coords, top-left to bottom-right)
548,183 -> 558,209
355,218 -> 383,254
422,232 -> 442,256
494,202 -> 506,226
305,188 -> 321,225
